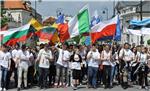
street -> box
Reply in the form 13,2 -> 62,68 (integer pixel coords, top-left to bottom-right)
8,85 -> 150,91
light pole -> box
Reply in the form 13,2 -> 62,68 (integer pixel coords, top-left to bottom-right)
35,0 -> 37,19
140,0 -> 143,44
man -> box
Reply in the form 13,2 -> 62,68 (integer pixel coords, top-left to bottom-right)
87,44 -> 100,89
16,45 -> 30,91
49,45 -> 57,87
6,45 -> 19,89
36,44 -> 53,89
55,43 -> 71,88
0,45 -> 11,91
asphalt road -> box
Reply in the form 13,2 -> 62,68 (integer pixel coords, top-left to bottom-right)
7,85 -> 150,91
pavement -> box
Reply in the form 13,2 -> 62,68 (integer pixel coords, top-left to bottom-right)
7,85 -> 150,91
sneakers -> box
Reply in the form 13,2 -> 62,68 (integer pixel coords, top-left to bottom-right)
0,87 -> 2,91
139,86 -> 142,89
145,86 -> 148,90
3,88 -> 6,91
73,87 -> 77,90
17,88 -> 21,91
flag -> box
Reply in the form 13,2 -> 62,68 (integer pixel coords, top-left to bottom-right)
0,24 -> 8,45
51,31 -> 60,44
91,10 -> 100,27
141,23 -> 150,35
36,26 -> 56,40
83,10 -> 101,45
91,16 -> 118,43
58,5 -> 90,42
2,24 -> 33,45
114,16 -> 121,41
56,14 -> 64,24
57,23 -> 69,43
28,18 -> 43,31
130,18 -> 150,26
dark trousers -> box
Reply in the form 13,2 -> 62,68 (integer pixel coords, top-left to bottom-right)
27,65 -> 35,87
39,67 -> 49,88
131,64 -> 139,82
103,65 -> 111,87
138,66 -> 149,86
6,68 -> 18,89
80,65 -> 87,83
49,64 -> 56,86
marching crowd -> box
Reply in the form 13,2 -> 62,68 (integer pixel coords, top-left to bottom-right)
0,42 -> 150,91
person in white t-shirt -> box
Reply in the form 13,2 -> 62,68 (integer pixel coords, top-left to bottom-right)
0,46 -> 5,91
6,45 -> 19,89
70,46 -> 82,90
101,44 -> 112,89
16,45 -> 30,91
55,43 -> 71,88
36,44 -> 53,89
87,44 -> 100,89
136,47 -> 149,89
0,45 -> 11,91
119,43 -> 134,89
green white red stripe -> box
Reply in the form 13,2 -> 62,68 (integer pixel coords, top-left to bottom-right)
2,24 -> 33,45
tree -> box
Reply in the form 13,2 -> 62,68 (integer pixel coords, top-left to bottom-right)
147,39 -> 150,45
1,8 -> 9,28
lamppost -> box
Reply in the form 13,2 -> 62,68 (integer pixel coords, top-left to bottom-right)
102,8 -> 108,20
140,0 -> 143,44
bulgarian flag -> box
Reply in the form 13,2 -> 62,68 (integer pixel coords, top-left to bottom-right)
58,5 -> 90,42
2,24 -> 33,45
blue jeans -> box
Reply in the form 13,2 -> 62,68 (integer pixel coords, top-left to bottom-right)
88,66 -> 98,87
110,65 -> 117,84
1,66 -> 8,88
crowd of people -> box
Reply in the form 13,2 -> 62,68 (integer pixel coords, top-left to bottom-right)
0,42 -> 150,91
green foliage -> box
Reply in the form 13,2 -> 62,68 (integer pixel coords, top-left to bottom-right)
1,9 -> 9,27
147,39 -> 150,45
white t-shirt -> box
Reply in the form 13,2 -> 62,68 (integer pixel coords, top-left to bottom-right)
102,50 -> 111,66
16,50 -> 30,66
87,51 -> 100,68
12,49 -> 18,60
71,62 -> 81,70
137,52 -> 148,64
56,48 -> 71,68
70,54 -> 81,70
1,52 -> 11,68
119,49 -> 133,62
0,50 -> 5,66
37,49 -> 53,68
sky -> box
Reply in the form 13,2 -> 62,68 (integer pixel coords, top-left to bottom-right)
31,0 -> 116,21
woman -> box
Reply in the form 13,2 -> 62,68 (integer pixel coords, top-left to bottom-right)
70,46 -> 82,90
101,44 -> 112,89
136,47 -> 149,89
130,47 -> 138,84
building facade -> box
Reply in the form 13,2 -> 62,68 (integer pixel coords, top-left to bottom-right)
116,1 -> 150,45
3,0 -> 42,28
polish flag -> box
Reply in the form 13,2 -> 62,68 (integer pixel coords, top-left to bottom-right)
91,16 -> 118,43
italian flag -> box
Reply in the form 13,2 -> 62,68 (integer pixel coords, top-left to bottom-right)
2,24 -> 34,45
58,5 -> 90,42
